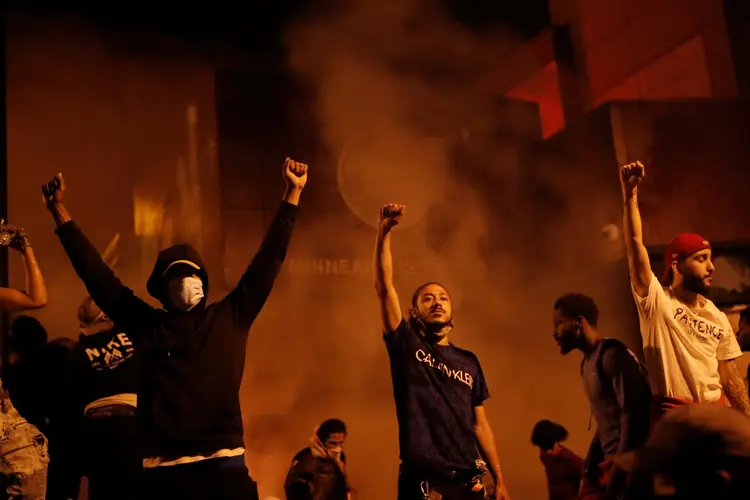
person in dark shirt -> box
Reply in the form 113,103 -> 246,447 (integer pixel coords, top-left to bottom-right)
40,338 -> 80,500
284,418 -> 351,500
530,420 -> 583,500
5,318 -> 77,500
552,293 -> 651,500
3,315 -> 50,433
373,203 -> 510,500
42,158 -> 307,500
63,233 -> 141,500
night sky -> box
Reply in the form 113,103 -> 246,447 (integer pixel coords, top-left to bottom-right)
8,0 -> 551,58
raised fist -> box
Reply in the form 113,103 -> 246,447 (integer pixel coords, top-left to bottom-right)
378,203 -> 405,231
0,221 -> 29,252
619,161 -> 645,192
283,158 -> 308,189
42,173 -> 66,207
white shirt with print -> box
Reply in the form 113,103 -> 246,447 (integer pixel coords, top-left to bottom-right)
632,273 -> 742,403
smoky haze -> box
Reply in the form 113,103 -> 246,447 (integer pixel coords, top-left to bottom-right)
7,13 -> 217,336
243,0 -> 637,499
4,5 -> 640,500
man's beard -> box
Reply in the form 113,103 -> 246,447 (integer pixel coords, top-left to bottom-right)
416,316 -> 454,338
558,327 -> 579,355
560,342 -> 575,355
682,272 -> 711,295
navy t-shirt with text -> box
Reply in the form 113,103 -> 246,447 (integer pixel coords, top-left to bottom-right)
385,319 -> 490,471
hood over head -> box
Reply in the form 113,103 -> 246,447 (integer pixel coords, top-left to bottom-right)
146,244 -> 210,304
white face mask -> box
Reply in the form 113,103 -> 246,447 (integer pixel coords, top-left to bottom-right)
168,277 -> 204,311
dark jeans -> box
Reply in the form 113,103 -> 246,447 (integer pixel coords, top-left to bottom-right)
141,455 -> 259,500
82,405 -> 141,500
398,466 -> 485,500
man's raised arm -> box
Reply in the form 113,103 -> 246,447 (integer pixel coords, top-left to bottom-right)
374,204 -> 404,334
220,158 -> 305,331
43,173 -> 154,333
620,161 -> 653,298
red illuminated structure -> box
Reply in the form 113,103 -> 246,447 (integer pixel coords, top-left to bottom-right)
482,0 -> 740,138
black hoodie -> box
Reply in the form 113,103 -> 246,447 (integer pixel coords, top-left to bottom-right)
55,201 -> 298,458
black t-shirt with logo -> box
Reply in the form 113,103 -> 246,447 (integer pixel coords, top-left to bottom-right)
69,327 -> 139,413
385,319 -> 490,471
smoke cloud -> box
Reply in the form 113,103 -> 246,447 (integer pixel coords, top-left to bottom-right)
7,12 -> 217,335
5,4 -> 645,500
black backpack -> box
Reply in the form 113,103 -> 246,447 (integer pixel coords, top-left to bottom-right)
581,337 -> 650,436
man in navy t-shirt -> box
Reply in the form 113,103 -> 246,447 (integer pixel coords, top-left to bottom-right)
373,203 -> 511,500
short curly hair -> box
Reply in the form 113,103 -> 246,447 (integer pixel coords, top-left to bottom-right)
316,419 -> 347,442
554,293 -> 599,327
531,420 -> 569,451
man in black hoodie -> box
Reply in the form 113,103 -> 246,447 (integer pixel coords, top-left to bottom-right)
42,158 -> 308,500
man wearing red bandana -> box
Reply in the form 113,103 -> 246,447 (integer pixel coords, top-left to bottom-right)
619,161 -> 750,426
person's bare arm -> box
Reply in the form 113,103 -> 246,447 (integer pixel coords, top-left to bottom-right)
0,229 -> 48,312
620,161 -> 653,298
718,359 -> 750,416
474,405 -> 510,500
15,246 -> 47,309
374,204 -> 404,334
582,433 -> 603,491
0,287 -> 44,312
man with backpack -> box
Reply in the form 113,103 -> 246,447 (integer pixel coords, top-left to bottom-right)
552,294 -> 651,500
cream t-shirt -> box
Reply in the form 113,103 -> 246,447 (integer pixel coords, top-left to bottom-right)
632,273 -> 742,403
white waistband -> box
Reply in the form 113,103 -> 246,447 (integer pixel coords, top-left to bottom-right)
84,393 -> 137,415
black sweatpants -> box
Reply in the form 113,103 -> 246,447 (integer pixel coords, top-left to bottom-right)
83,408 -> 141,500
141,455 -> 259,500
